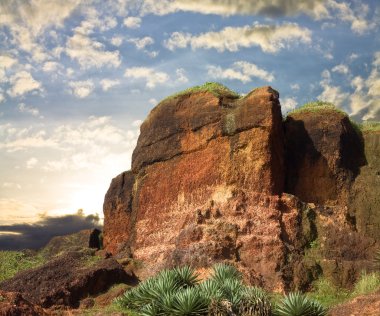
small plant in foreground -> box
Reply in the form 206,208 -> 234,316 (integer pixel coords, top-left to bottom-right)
115,263 -> 276,315
275,292 -> 328,316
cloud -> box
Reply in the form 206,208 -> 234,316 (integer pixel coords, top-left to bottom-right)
18,103 -> 41,117
69,80 -> 94,98
0,93 -> 4,103
281,97 -> 298,113
141,0 -> 375,35
8,71 -> 42,98
100,79 -> 120,91
66,32 -> 121,69
207,61 -> 274,83
127,36 -> 154,50
0,0 -> 82,62
0,55 -> 17,70
111,36 -> 123,46
42,61 -> 60,73
26,157 -> 38,169
332,63 -> 349,74
290,83 -> 300,91
124,67 -> 170,88
0,211 -> 100,250
124,16 -> 142,28
164,23 -> 311,53
318,69 -> 349,108
141,0 -> 329,19
176,68 -> 189,83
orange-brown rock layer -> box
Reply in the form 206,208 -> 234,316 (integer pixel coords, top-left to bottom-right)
103,85 -> 379,291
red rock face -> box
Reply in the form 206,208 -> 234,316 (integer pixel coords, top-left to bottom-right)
103,86 -> 379,291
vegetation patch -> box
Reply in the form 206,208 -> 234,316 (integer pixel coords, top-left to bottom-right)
287,101 -> 347,117
352,272 -> 380,297
0,250 -> 46,282
356,121 -> 380,133
114,263 -> 327,316
161,82 -> 240,103
308,278 -> 349,307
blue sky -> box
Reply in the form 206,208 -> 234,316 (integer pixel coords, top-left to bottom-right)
0,0 -> 379,225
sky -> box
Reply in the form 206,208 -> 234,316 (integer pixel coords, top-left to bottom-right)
0,0 -> 379,231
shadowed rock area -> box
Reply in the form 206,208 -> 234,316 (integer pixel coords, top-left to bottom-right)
102,84 -> 379,292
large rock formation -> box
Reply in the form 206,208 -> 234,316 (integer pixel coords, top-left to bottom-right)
103,84 -> 380,291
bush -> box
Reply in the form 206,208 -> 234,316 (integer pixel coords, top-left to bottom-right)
116,263 -> 274,316
275,292 -> 328,316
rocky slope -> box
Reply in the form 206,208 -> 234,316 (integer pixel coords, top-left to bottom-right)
103,84 -> 380,292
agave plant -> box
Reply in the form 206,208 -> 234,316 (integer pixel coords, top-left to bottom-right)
211,263 -> 242,285
140,303 -> 162,316
164,287 -> 209,315
275,292 -> 328,316
238,286 -> 272,316
208,299 -> 234,316
199,279 -> 224,303
218,278 -> 244,308
174,266 -> 200,288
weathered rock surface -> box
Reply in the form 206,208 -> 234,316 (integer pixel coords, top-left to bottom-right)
0,250 -> 134,309
103,85 -> 380,291
0,290 -> 49,316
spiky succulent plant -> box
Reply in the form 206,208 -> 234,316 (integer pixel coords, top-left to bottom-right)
275,292 -> 328,316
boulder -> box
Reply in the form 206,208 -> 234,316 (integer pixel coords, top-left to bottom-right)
0,250 -> 135,309
103,84 -> 380,291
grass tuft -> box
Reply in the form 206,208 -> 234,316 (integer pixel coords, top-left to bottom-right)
161,82 -> 240,103
352,271 -> 380,297
357,121 -> 380,133
287,101 -> 347,117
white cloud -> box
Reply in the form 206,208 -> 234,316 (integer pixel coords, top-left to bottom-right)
132,119 -> 143,127
124,16 -> 142,28
164,23 -> 311,53
18,103 -> 41,117
148,99 -> 157,106
282,97 -> 298,113
290,83 -> 300,91
111,36 -> 123,46
208,61 -> 274,83
0,0 -> 82,62
127,36 -> 154,50
0,55 -> 17,69
69,80 -> 94,98
176,68 -> 189,83
332,63 -> 349,74
349,53 -> 359,61
318,69 -> 349,107
124,67 -> 170,88
8,71 -> 42,98
100,79 -> 120,91
66,31 -> 121,69
42,61 -> 60,72
141,0 -> 329,19
26,157 -> 38,169
0,93 -> 4,103
141,0 -> 375,36
146,51 -> 159,58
